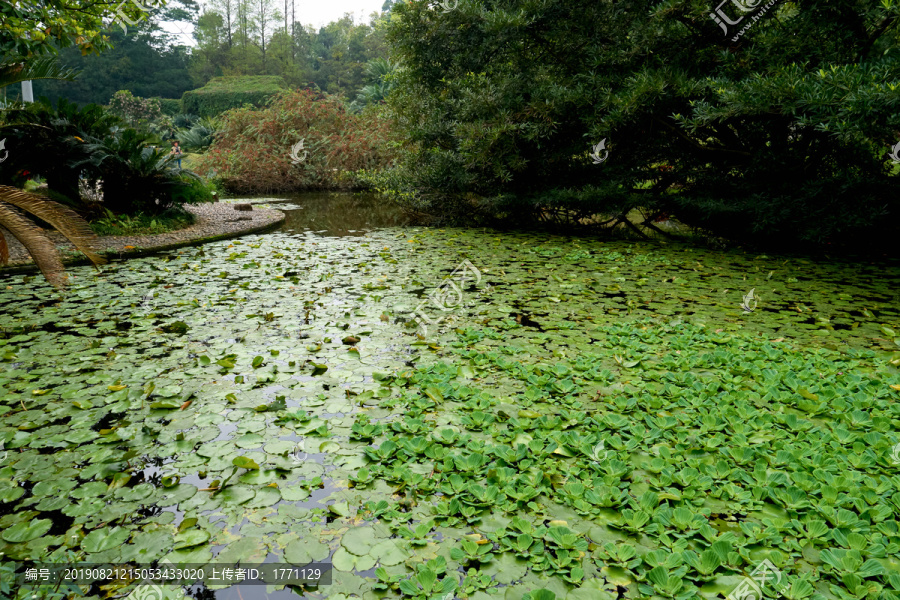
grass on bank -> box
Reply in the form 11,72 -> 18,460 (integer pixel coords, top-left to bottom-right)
89,208 -> 195,236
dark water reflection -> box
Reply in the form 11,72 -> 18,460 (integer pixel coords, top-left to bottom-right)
271,192 -> 410,236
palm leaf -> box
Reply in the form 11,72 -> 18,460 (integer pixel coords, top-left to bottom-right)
0,202 -> 67,287
0,57 -> 80,90
1,186 -> 106,266
0,185 -> 106,287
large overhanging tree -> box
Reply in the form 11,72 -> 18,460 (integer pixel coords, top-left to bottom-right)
1,0 -> 168,58
385,0 -> 900,246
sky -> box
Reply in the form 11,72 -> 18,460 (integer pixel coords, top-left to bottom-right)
162,0 -> 388,45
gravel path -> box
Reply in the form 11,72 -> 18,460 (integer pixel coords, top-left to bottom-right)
2,202 -> 285,268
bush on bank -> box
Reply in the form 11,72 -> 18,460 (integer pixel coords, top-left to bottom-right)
194,89 -> 398,194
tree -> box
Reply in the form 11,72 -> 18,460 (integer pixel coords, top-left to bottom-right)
251,0 -> 281,72
0,0 -> 167,58
384,0 -> 900,247
108,90 -> 163,128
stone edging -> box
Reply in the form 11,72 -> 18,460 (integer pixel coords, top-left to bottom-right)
0,204 -> 286,276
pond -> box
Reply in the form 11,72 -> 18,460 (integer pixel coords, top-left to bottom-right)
1,193 -> 900,600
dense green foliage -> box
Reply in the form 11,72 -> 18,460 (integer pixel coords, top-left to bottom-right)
90,207 -> 196,236
155,97 -> 182,116
181,75 -> 286,117
107,90 -> 163,129
175,116 -> 220,151
0,0 -> 166,57
77,129 -> 200,214
32,29 -> 195,107
34,9 -> 395,108
0,98 -> 121,205
0,99 -> 205,216
383,0 -> 900,247
192,9 -> 392,97
194,89 -> 398,193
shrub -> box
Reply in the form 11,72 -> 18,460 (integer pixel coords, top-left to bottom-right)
154,98 -> 182,116
173,113 -> 199,128
194,89 -> 398,194
77,129 -> 202,215
170,174 -> 218,204
107,90 -> 162,129
181,76 -> 286,118
176,117 -> 219,152
0,97 -> 122,208
90,207 -> 195,236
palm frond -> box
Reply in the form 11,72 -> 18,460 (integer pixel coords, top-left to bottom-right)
0,57 -> 80,90
0,186 -> 106,267
0,185 -> 107,287
0,230 -> 8,265
0,202 -> 67,288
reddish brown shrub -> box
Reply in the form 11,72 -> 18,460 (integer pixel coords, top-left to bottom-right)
194,89 -> 397,194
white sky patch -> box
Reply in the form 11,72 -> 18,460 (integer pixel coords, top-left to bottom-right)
160,0 -> 387,46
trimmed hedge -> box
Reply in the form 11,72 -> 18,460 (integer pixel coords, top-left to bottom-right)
181,76 -> 286,117
154,98 -> 182,116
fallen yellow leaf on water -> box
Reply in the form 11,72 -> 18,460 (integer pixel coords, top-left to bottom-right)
890,384 -> 900,391
31,389 -> 49,396
123,245 -> 136,250
107,384 -> 126,391
266,482 -> 279,488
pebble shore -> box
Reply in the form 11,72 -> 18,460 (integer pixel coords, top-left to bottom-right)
2,202 -> 285,268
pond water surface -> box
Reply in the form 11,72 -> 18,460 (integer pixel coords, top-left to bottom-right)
1,193 -> 900,600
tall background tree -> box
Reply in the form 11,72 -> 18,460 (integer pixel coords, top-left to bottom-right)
383,0 -> 900,248
33,1 -> 394,106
